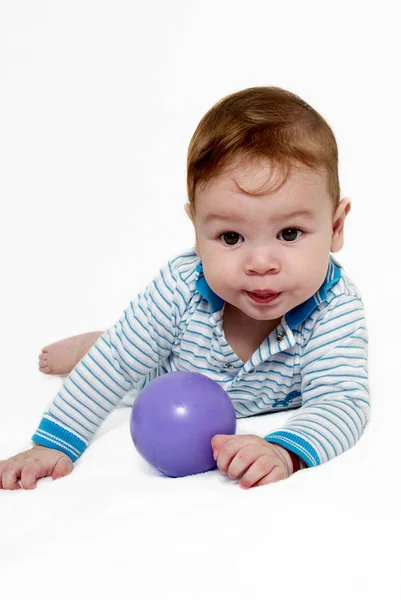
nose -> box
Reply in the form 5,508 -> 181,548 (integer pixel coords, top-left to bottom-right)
244,247 -> 280,275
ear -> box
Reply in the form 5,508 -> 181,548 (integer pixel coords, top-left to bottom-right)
184,203 -> 194,224
331,197 -> 351,253
184,203 -> 201,257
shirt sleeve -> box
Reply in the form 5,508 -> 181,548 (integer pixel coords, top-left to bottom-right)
264,294 -> 370,467
31,260 -> 185,462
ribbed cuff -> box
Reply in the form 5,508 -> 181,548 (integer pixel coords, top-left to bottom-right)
264,430 -> 320,467
31,417 -> 87,462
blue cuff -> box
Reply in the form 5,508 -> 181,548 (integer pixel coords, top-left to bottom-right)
31,417 -> 87,462
264,430 -> 320,467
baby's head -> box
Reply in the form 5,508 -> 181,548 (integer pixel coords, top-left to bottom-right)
185,86 -> 351,322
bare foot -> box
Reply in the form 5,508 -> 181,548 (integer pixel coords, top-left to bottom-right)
38,331 -> 104,375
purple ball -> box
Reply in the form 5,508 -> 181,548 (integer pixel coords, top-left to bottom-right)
130,371 -> 236,477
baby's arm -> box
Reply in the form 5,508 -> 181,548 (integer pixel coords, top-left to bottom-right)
31,261 -> 182,462
264,294 -> 369,467
1,259 -> 183,489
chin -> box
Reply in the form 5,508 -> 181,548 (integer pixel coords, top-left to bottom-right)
252,310 -> 283,320
242,304 -> 284,320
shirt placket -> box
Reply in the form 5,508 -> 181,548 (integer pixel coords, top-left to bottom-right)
208,310 -> 242,373
233,319 -> 296,382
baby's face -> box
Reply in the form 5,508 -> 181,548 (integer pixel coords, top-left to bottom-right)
188,157 -> 349,323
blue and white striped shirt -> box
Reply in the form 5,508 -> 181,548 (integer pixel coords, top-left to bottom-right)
32,249 -> 370,468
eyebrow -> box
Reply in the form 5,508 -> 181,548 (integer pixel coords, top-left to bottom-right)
203,209 -> 315,224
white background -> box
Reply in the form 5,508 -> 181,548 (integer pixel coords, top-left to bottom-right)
0,1 -> 400,598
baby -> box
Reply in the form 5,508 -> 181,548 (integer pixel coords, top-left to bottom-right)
0,86 -> 369,491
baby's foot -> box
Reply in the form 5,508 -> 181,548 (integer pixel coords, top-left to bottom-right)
38,331 -> 104,375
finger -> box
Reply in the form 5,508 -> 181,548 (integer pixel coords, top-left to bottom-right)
226,446 -> 267,480
212,434 -> 259,456
20,464 -> 43,490
254,466 -> 288,486
1,465 -> 22,490
216,437 -> 258,474
0,461 -> 5,490
52,456 -> 73,480
236,455 -> 274,489
211,434 -> 236,459
241,464 -> 288,489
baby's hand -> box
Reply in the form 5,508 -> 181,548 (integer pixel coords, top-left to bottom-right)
0,446 -> 73,490
211,434 -> 293,489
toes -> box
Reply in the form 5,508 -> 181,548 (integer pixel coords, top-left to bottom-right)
39,365 -> 52,374
38,351 -> 48,368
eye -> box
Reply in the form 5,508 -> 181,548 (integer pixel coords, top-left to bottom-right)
220,231 -> 244,246
278,228 -> 303,242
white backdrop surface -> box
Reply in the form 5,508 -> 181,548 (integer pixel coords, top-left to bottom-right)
0,1 -> 400,598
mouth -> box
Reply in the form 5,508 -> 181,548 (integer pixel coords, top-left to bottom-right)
247,290 -> 281,304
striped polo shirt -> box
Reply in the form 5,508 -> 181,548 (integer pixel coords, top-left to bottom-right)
32,249 -> 370,468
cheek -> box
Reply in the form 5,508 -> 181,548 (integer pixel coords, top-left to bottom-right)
293,234 -> 331,266
202,255 -> 237,292
206,261 -> 231,285
286,243 -> 329,282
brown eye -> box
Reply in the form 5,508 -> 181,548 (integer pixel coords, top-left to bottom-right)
220,232 -> 244,246
279,228 -> 302,242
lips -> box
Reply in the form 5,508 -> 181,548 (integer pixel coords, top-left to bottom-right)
247,290 -> 281,304
249,289 -> 278,296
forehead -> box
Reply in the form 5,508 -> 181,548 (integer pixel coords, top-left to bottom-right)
194,159 -> 333,225
196,157 -> 328,210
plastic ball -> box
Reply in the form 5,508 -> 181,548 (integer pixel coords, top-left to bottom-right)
130,371 -> 236,477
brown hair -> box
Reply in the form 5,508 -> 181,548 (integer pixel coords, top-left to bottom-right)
187,86 -> 340,215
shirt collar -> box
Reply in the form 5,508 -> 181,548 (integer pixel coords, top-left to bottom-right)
195,263 -> 224,313
195,258 -> 342,330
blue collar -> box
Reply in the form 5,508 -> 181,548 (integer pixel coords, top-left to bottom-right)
195,258 -> 341,330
